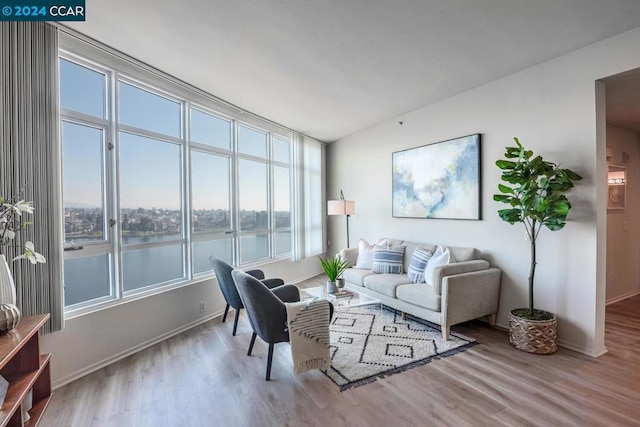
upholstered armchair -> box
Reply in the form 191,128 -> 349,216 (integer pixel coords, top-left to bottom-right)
209,257 -> 285,335
231,270 -> 301,380
231,270 -> 335,380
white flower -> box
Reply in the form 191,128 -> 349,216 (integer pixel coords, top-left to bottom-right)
14,200 -> 34,214
12,241 -> 46,264
1,196 -> 45,265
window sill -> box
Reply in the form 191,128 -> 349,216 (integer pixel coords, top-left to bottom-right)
64,274 -> 215,320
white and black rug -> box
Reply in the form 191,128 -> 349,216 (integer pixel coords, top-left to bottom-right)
325,305 -> 476,391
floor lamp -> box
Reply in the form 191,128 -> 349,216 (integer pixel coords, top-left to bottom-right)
327,190 -> 356,248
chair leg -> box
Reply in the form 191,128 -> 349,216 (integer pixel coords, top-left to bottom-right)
266,343 -> 274,381
222,304 -> 230,323
247,332 -> 257,356
232,309 -> 240,336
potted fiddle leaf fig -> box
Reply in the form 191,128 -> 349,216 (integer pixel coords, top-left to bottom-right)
494,138 -> 582,354
319,255 -> 348,294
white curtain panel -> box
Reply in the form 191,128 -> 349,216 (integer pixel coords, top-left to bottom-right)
292,133 -> 325,261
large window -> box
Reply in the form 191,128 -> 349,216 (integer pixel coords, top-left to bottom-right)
189,107 -> 234,274
59,50 -> 293,313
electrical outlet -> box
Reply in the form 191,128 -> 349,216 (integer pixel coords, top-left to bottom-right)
200,301 -> 205,313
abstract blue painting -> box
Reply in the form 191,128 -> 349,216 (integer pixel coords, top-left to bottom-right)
392,134 -> 481,220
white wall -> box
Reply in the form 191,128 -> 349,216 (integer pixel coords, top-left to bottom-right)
42,256 -> 321,388
327,27 -> 640,357
606,125 -> 640,302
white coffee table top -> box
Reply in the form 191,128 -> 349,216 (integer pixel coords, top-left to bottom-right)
300,285 -> 381,310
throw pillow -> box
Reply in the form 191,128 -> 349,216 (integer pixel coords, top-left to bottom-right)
407,247 -> 433,283
424,246 -> 453,287
372,246 -> 406,274
355,239 -> 388,269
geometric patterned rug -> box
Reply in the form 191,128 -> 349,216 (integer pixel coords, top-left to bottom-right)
324,305 -> 476,391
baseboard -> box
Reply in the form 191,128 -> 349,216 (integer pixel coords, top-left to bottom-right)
290,272 -> 323,285
51,310 -> 223,390
495,322 -> 509,332
606,290 -> 640,305
557,339 -> 608,358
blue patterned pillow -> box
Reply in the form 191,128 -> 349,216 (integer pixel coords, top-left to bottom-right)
407,248 -> 433,283
371,246 -> 406,274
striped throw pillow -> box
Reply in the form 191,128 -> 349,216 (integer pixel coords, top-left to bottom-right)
407,248 -> 433,283
371,246 -> 406,274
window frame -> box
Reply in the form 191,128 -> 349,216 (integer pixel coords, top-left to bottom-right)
58,38 -> 294,318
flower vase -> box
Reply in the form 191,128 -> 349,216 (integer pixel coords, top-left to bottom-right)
0,256 -> 17,305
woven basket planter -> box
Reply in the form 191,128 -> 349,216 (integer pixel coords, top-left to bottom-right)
508,309 -> 557,354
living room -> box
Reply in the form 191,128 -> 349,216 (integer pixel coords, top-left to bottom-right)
2,1 -> 640,425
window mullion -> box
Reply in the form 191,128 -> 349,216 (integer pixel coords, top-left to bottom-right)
268,134 -> 275,258
183,100 -> 192,280
111,69 -> 123,301
231,120 -> 239,266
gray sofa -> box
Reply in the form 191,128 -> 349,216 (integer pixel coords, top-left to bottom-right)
339,238 -> 501,340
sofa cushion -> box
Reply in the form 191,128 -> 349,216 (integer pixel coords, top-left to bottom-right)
363,273 -> 412,298
449,246 -> 480,262
372,246 -> 406,274
407,247 -> 433,283
425,246 -> 454,287
340,247 -> 358,267
354,239 -> 389,269
342,268 -> 374,287
396,284 -> 442,312
379,237 -> 403,247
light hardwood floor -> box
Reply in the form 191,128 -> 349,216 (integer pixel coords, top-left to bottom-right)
41,279 -> 640,426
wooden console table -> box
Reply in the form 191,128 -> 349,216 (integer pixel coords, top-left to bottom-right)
0,314 -> 51,427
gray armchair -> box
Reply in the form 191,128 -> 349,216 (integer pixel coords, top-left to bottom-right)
231,270 -> 301,380
210,257 -> 284,335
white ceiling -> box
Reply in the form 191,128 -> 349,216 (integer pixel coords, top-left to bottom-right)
66,0 -> 640,142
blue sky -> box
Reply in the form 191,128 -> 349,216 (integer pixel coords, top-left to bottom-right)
60,58 -> 290,212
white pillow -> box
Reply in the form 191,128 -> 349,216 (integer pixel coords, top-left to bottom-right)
355,239 -> 388,269
424,246 -> 453,287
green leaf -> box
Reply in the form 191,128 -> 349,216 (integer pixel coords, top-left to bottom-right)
536,199 -> 548,213
497,184 -> 514,194
318,255 -> 348,281
544,221 -> 565,231
553,201 -> 570,216
496,160 -> 516,170
497,208 -> 522,224
564,169 -> 583,180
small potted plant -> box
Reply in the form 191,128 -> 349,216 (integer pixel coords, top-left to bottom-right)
319,255 -> 348,294
494,138 -> 582,354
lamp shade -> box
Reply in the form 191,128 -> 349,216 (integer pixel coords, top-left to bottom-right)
344,200 -> 355,215
327,200 -> 355,216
